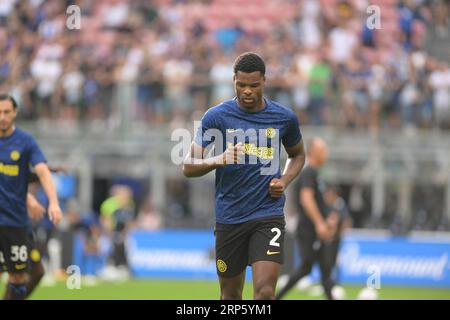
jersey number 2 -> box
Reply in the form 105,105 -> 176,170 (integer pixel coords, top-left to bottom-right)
269,228 -> 281,247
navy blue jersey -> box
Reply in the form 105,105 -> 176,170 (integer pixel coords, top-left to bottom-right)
0,128 -> 47,227
195,97 -> 302,224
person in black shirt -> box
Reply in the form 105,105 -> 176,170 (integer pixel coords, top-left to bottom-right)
323,185 -> 352,285
276,137 -> 339,300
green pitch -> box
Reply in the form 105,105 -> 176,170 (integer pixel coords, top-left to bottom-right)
1,279 -> 449,300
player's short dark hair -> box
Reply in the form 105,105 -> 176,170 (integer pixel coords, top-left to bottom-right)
0,94 -> 18,109
233,52 -> 265,76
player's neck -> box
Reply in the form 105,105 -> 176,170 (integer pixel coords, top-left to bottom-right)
0,125 -> 15,138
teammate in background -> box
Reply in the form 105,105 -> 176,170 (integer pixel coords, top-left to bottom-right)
2,169 -> 64,299
12,167 -> 67,299
183,53 -> 306,300
24,193 -> 46,299
2,193 -> 47,299
276,137 -> 342,300
0,94 -> 62,300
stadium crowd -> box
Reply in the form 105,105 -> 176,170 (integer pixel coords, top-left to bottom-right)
0,0 -> 449,130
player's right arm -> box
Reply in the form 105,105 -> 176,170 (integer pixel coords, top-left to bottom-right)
300,188 -> 333,241
182,142 -> 243,178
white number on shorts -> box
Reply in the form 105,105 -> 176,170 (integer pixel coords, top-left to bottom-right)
269,228 -> 281,247
11,245 -> 27,262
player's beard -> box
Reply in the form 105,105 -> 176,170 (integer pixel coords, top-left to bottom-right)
0,122 -> 13,135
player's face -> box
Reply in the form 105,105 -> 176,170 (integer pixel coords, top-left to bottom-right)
234,71 -> 265,111
0,100 -> 17,133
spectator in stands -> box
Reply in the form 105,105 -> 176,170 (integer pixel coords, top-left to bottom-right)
433,0 -> 449,37
429,62 -> 450,129
0,0 -> 447,131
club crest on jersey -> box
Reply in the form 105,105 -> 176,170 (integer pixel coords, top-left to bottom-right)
265,128 -> 276,138
10,150 -> 20,161
31,249 -> 41,262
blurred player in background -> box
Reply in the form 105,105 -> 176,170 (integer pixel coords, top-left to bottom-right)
2,173 -> 63,299
276,137 -> 344,300
100,184 -> 135,275
2,193 -> 47,299
16,167 -> 68,299
183,52 -> 305,300
23,193 -> 46,299
0,94 -> 62,300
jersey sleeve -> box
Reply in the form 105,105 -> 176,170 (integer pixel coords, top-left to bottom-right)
28,135 -> 47,166
282,111 -> 302,148
194,109 -> 218,148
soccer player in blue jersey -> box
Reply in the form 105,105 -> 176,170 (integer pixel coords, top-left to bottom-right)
0,94 -> 62,300
183,53 -> 306,300
1,192 -> 47,299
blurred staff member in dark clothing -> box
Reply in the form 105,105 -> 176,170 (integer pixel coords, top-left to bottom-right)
323,185 -> 352,286
276,137 -> 344,300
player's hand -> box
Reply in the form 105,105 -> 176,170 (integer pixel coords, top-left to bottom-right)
221,142 -> 244,165
326,211 -> 339,238
48,203 -> 62,225
269,178 -> 286,198
27,196 -> 46,221
315,220 -> 333,242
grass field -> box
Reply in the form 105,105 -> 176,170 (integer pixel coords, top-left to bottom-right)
1,279 -> 449,300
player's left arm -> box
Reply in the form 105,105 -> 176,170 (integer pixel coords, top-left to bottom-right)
269,140 -> 306,198
34,163 -> 62,225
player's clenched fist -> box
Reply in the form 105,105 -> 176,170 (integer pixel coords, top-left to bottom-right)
269,178 -> 286,198
221,142 -> 244,165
